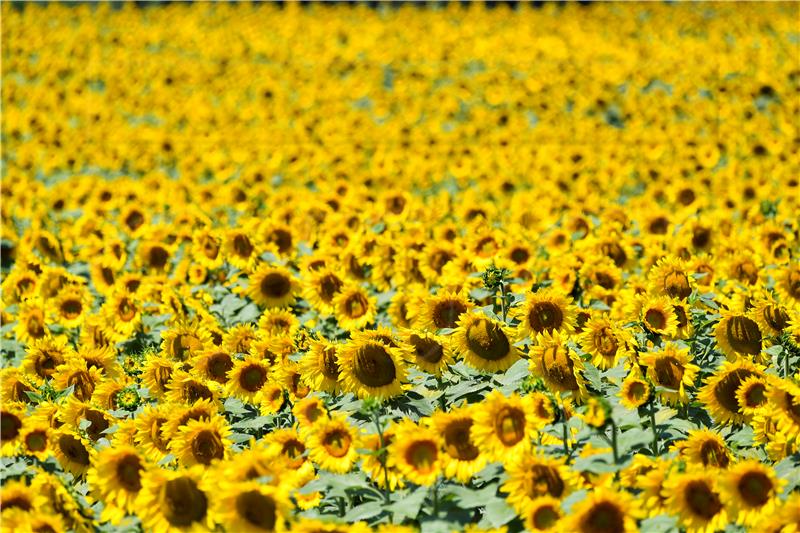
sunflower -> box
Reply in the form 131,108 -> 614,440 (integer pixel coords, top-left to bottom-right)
514,288 -> 576,340
292,396 -> 328,436
564,487 -> 640,533
1,405 -> 25,455
360,426 -> 405,491
51,359 -> 102,402
528,331 -> 587,400
134,405 -> 172,463
578,317 -> 630,370
719,460 -> 785,527
58,397 -> 112,442
388,420 -> 443,486
138,240 -> 174,273
749,296 -> 791,338
648,256 -> 695,300
303,268 -> 345,314
226,355 -> 273,404
619,369 -> 652,410
638,295 -> 678,336
664,471 -> 729,533
52,429 -> 92,477
337,338 -> 406,400
775,262 -> 800,306
471,391 -> 537,462
224,227 -> 261,272
400,329 -> 454,376
21,334 -> 72,384
192,228 -> 224,270
73,344 -> 121,379
101,292 -> 142,342
0,478 -> 46,515
211,480 -> 290,533
18,422 -> 52,460
734,374 -> 769,417
14,298 -> 50,345
714,309 -> 763,360
452,312 -> 520,373
307,414 -> 360,474
767,378 -> 800,441
263,428 -> 309,471
521,496 -> 562,531
501,453 -> 574,513
675,429 -> 732,469
141,355 -> 176,401
170,415 -> 232,467
698,359 -> 765,424
160,322 -> 211,362
639,343 -> 700,405
257,308 -> 299,340
87,445 -> 148,525
246,265 -> 298,308
52,285 -> 90,328
137,465 -> 213,533
430,405 -> 486,484
416,290 -> 474,331
387,292 -> 415,329
331,284 -> 376,331
164,369 -> 220,406
192,348 -> 234,385
162,398 -> 219,442
299,339 -> 342,394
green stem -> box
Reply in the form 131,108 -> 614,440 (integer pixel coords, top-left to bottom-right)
500,282 -> 507,322
610,418 -> 619,465
431,481 -> 439,516
337,496 -> 345,517
561,416 -> 570,461
785,348 -> 791,379
373,409 -> 391,506
649,402 -> 659,456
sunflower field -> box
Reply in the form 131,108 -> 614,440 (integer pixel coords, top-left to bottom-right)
1,1 -> 800,532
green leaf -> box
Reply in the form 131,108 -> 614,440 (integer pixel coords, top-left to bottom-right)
640,514 -> 679,533
444,484 -> 498,509
483,498 -> 516,528
343,501 -> 383,522
387,486 -> 427,522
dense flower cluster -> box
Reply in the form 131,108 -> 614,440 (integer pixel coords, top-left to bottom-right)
2,2 -> 800,533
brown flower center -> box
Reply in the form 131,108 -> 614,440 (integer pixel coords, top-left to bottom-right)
494,405 -> 526,447
541,345 -> 579,391
713,368 -> 757,415
259,273 -> 290,299
1,412 -> 22,440
405,440 -> 438,474
236,490 -> 277,530
432,299 -> 467,329
191,430 -> 224,465
58,434 -> 90,466
116,454 -> 143,492
322,428 -> 352,458
685,480 -> 722,519
161,477 -> 208,527
738,471 -> 772,507
233,234 -> 254,258
580,501 -> 625,533
663,269 -> 692,300
725,316 -> 762,355
239,365 -> 267,392
465,318 -> 510,361
653,356 -> 685,390
352,344 -> 396,388
443,419 -> 479,461
409,335 -> 444,365
528,301 -> 564,333
343,292 -> 369,319
206,353 -> 233,383
528,464 -> 565,499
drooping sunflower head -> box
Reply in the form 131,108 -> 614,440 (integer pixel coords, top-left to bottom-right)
299,339 -> 342,394
247,265 -> 298,308
648,256 -> 695,300
471,390 -> 534,461
749,296 -> 791,338
676,429 -> 732,469
715,310 -> 763,360
418,290 -> 474,331
515,288 -> 576,339
452,312 -> 519,373
430,405 -> 485,484
402,330 -> 454,376
501,453 -> 573,514
640,343 -> 699,405
529,330 -> 586,398
338,338 -> 406,400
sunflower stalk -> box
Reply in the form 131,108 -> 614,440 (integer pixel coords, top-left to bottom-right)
369,404 -> 392,508
648,401 -> 659,456
610,418 -> 620,466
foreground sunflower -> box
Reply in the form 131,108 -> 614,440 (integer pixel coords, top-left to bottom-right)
137,465 -> 213,533
212,480 -> 291,533
430,405 -> 486,484
471,391 -> 537,462
663,470 -> 729,533
528,331 -> 587,400
719,460 -> 785,527
501,452 -> 575,513
246,265 -> 298,308
715,309 -> 763,360
565,487 -> 641,533
169,415 -> 232,467
521,496 -> 563,531
452,311 -> 520,372
417,290 -> 474,331
388,421 -> 443,486
639,343 -> 700,405
337,338 -> 406,399
307,414 -> 360,474
697,359 -> 766,424
87,445 -> 148,525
